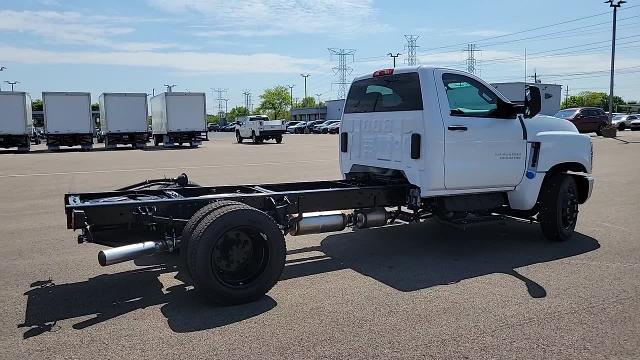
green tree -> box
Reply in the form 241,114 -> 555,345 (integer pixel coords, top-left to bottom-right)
256,86 -> 291,120
207,114 -> 220,124
295,96 -> 317,108
227,106 -> 249,122
561,91 -> 625,111
31,99 -> 43,111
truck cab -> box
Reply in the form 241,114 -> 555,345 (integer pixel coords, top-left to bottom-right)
341,66 -> 593,240
236,115 -> 286,144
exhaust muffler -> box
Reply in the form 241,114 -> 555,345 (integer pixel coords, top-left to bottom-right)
98,241 -> 166,266
289,212 -> 349,236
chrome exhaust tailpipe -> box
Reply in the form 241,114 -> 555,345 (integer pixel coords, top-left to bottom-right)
289,213 -> 348,236
98,241 -> 166,266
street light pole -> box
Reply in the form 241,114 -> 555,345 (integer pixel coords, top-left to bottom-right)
5,81 -> 19,91
387,53 -> 401,68
606,0 -> 625,120
164,84 -> 176,93
287,85 -> 295,109
300,74 -> 310,99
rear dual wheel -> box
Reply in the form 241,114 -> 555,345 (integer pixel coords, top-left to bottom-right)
182,201 -> 286,305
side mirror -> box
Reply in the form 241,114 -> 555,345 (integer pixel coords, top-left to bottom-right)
525,86 -> 542,118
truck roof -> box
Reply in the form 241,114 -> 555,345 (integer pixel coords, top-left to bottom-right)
352,65 -> 447,82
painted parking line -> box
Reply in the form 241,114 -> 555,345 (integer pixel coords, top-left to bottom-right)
0,159 -> 335,179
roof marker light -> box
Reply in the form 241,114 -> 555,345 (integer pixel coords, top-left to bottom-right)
373,69 -> 394,77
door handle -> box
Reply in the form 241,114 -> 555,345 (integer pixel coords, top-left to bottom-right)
448,125 -> 468,131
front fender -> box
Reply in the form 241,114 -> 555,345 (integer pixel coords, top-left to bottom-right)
532,131 -> 592,173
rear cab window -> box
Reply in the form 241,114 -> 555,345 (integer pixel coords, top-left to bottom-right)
345,72 -> 423,113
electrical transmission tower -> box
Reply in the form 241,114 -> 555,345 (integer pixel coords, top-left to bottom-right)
211,88 -> 227,118
328,48 -> 356,99
404,35 -> 420,66
242,90 -> 251,112
465,44 -> 481,74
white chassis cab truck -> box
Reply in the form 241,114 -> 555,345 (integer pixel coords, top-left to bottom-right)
235,115 -> 286,144
64,66 -> 593,305
0,91 -> 33,152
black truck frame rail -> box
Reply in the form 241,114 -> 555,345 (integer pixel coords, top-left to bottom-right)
153,131 -> 209,147
66,174 -> 414,235
47,133 -> 94,149
103,132 -> 150,147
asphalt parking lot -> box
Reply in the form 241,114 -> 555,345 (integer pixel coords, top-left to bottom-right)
1,131 -> 639,359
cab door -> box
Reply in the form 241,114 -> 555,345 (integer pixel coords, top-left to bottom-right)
434,70 -> 527,190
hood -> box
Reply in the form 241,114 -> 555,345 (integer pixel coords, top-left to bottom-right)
523,115 -> 579,140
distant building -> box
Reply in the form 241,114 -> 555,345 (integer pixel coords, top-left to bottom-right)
291,99 -> 345,122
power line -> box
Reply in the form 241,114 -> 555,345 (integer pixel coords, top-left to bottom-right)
328,48 -> 356,99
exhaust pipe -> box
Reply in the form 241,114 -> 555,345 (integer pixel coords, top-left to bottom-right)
98,241 -> 166,266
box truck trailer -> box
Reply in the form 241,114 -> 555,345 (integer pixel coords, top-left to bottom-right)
99,93 -> 149,149
491,82 -> 562,116
43,92 -> 93,151
0,91 -> 33,152
150,92 -> 207,148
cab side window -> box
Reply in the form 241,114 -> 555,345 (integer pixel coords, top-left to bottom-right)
442,73 -> 499,118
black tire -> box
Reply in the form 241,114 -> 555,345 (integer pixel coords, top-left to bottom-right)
632,127 -> 640,131
252,131 -> 258,144
275,135 -> 283,144
618,123 -> 626,131
236,131 -> 243,143
595,123 -> 605,136
154,135 -> 160,146
188,202 -> 286,305
180,201 -> 239,280
538,174 -> 579,242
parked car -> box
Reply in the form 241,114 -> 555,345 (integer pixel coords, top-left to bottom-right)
327,121 -> 340,134
287,121 -> 307,133
314,120 -> 341,134
304,120 -> 326,134
611,114 -> 639,131
207,123 -> 220,132
553,107 -> 610,135
630,117 -> 640,131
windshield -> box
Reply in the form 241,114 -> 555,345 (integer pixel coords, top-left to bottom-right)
554,109 -> 578,119
345,72 -> 423,113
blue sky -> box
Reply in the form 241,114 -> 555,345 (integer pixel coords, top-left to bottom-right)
0,0 -> 639,111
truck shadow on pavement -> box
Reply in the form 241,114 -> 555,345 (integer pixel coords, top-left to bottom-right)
282,220 -> 599,297
20,220 -> 599,338
19,255 -> 277,338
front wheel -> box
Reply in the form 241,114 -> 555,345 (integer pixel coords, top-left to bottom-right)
538,174 -> 579,242
275,135 -> 283,144
595,123 -> 605,136
236,132 -> 243,143
187,202 -> 286,305
618,123 -> 626,131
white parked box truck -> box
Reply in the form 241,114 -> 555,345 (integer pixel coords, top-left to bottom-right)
0,91 -> 33,152
99,93 -> 149,149
150,92 -> 207,147
43,92 -> 93,150
491,82 -> 562,116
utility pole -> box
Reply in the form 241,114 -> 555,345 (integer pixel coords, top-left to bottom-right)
328,48 -> 356,99
404,35 -> 419,66
287,85 -> 295,109
164,84 -> 177,93
387,53 -> 401,68
152,88 -> 155,97
223,98 -> 229,119
5,81 -> 19,91
315,93 -> 322,106
465,44 -> 480,74
564,85 -> 570,104
606,0 -> 625,120
300,74 -> 310,99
